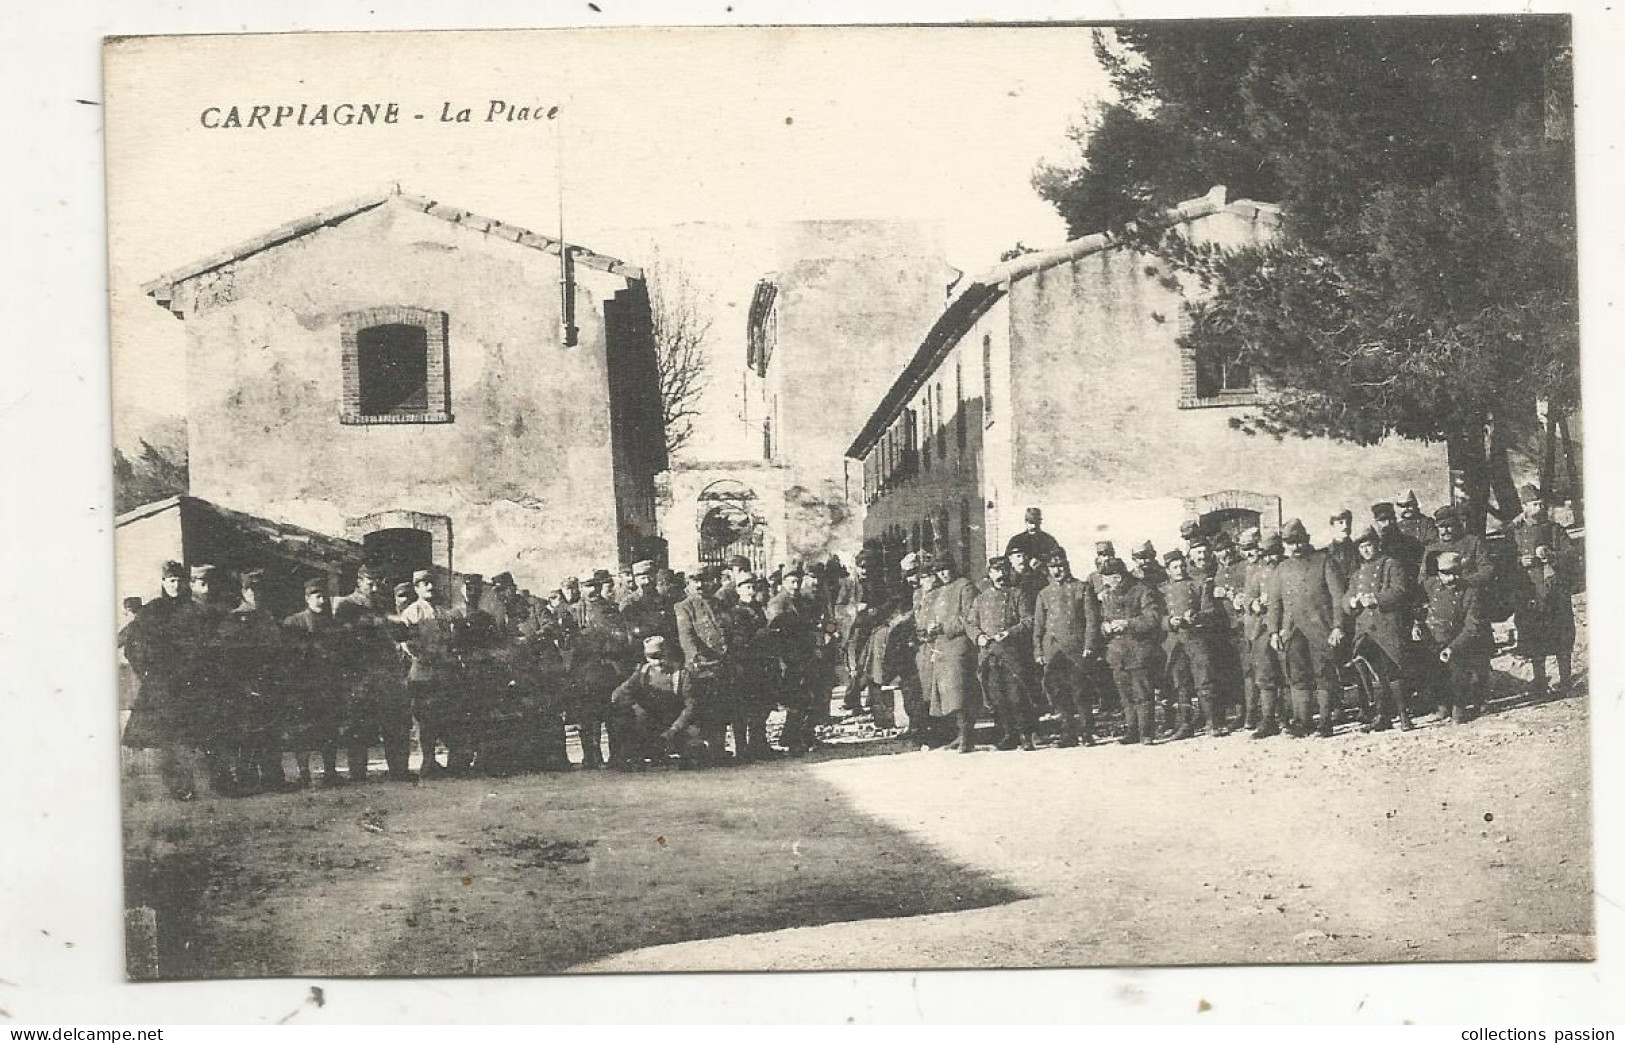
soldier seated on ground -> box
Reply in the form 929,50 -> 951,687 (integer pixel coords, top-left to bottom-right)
607,636 -> 710,769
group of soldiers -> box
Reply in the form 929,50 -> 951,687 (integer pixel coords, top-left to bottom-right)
118,485 -> 1578,798
119,553 -> 864,797
838,489 -> 1579,755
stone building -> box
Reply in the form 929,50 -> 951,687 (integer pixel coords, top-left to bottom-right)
129,188 -> 665,596
846,188 -> 1450,565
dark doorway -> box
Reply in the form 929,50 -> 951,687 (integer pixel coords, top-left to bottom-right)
1200,507 -> 1263,542
363,527 -> 433,589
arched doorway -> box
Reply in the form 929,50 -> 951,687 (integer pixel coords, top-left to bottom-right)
362,528 -> 434,589
346,509 -> 452,580
1184,489 -> 1282,540
696,479 -> 766,570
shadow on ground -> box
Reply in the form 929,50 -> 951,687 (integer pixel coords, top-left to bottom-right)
122,756 -> 1029,979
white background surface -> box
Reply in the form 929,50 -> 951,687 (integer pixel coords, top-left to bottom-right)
2,0 -> 1623,1025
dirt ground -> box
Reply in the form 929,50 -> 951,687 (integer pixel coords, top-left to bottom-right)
124,687 -> 1593,978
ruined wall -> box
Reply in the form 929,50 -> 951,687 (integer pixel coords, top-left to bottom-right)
176,203 -> 644,590
764,221 -> 956,560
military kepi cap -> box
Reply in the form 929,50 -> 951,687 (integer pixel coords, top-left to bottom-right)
1098,557 -> 1127,576
1048,550 -> 1069,565
1179,519 -> 1203,541
393,581 -> 414,597
1329,508 -> 1353,523
240,568 -> 264,588
1238,527 -> 1261,549
1519,483 -> 1543,502
1260,532 -> 1285,554
632,559 -> 655,576
303,577 -> 326,595
412,569 -> 433,584
590,568 -> 614,584
1281,518 -> 1310,544
1371,502 -> 1396,521
491,571 -> 515,588
1094,540 -> 1115,556
1162,548 -> 1186,565
1025,506 -> 1043,523
987,555 -> 1009,572
1354,525 -> 1381,546
190,564 -> 216,581
1397,490 -> 1421,508
1132,540 -> 1157,560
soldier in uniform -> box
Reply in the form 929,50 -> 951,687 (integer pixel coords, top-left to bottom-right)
1206,532 -> 1247,730
569,570 -> 633,768
674,565 -> 743,762
217,568 -> 296,793
1005,506 -> 1064,565
1242,531 -> 1288,738
332,565 -> 393,782
1097,558 -> 1163,745
1160,548 -> 1225,738
836,548 -> 889,717
920,554 -> 981,753
1127,542 -> 1169,731
622,559 -> 677,649
766,564 -> 819,753
968,556 -> 1038,751
798,564 -> 841,729
282,577 -> 347,786
1179,521 -> 1218,578
1421,551 -> 1491,724
446,573 -> 501,774
1344,525 -> 1415,731
608,636 -> 707,768
121,561 -> 201,797
1032,549 -> 1101,747
1397,490 -> 1440,547
1130,541 -> 1168,589
868,555 -> 929,741
1325,509 -> 1359,584
1268,518 -> 1350,738
1372,501 -> 1426,578
727,574 -> 778,759
400,569 -> 455,777
1509,484 -> 1577,699
183,564 -> 239,794
907,555 -> 942,745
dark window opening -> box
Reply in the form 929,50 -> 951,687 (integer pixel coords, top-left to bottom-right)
1194,343 -> 1254,399
358,323 -> 430,415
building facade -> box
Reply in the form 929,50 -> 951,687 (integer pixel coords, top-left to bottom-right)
848,188 -> 1450,563
139,189 -> 665,593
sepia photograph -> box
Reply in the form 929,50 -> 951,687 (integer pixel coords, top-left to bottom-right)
103,17 -> 1591,981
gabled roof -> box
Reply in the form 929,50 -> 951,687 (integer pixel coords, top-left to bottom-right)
144,186 -> 643,316
844,187 -> 1280,459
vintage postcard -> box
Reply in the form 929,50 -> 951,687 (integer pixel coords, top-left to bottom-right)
105,19 -> 1590,979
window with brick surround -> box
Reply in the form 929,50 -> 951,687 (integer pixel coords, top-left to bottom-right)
341,307 -> 451,424
1178,320 -> 1260,409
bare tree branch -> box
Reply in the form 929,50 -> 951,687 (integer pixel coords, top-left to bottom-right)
648,253 -> 714,457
